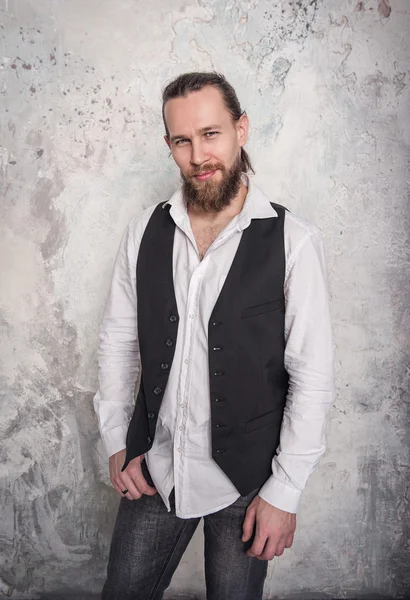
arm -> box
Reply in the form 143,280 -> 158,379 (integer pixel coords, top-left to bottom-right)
243,226 -> 334,558
93,221 -> 140,458
93,217 -> 156,499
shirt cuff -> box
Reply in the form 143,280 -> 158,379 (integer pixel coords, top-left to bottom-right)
102,424 -> 128,458
258,475 -> 302,514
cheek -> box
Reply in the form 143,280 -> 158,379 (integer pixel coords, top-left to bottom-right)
206,146 -> 229,167
215,137 -> 239,162
172,150 -> 188,171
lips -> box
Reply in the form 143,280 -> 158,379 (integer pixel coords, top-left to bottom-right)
195,169 -> 217,181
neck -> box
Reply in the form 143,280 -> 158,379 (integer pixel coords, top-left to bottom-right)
187,181 -> 248,224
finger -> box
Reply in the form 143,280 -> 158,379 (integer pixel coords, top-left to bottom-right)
274,535 -> 288,557
242,506 -> 256,542
111,480 -> 134,501
246,525 -> 268,558
285,531 -> 295,548
259,537 -> 278,561
118,473 -> 142,500
127,467 -> 157,496
139,480 -> 158,496
110,475 -> 128,496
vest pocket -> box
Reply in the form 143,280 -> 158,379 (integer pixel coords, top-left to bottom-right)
245,409 -> 278,433
241,298 -> 284,319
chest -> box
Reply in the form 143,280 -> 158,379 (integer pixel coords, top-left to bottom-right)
191,223 -> 227,260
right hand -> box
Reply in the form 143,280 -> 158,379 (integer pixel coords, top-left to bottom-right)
109,449 -> 157,501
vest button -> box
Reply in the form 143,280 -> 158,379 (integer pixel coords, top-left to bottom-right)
215,449 -> 225,454
213,372 -> 225,377
161,362 -> 169,370
153,386 -> 162,395
148,412 -> 155,419
169,315 -> 177,323
215,397 -> 225,402
211,321 -> 221,327
213,347 -> 222,351
165,339 -> 173,347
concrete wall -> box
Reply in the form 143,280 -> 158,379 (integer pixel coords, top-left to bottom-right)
1,0 -> 409,598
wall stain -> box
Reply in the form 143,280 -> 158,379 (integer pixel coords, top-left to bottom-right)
378,0 -> 391,18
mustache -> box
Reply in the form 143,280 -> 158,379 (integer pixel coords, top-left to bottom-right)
187,163 -> 225,178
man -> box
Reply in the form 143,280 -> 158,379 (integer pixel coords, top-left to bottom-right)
94,72 -> 334,600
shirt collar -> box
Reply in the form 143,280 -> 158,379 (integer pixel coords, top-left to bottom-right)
162,173 -> 277,230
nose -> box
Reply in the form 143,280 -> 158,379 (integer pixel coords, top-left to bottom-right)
190,139 -> 209,167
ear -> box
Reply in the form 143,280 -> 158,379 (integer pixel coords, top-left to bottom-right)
236,112 -> 249,148
164,135 -> 171,150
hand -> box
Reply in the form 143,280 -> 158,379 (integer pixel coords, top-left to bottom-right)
109,449 -> 157,501
242,495 -> 296,560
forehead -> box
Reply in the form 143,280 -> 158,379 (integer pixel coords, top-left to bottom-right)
164,85 -> 233,135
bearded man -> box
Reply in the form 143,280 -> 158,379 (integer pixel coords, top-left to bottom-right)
93,71 -> 334,600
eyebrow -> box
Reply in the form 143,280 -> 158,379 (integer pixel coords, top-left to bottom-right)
170,124 -> 222,143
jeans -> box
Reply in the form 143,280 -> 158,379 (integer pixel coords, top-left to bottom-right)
101,464 -> 268,600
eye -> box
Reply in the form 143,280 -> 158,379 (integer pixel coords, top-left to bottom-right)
175,138 -> 190,146
204,131 -> 218,138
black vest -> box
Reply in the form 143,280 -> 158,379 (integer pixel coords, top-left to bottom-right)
122,201 -> 289,495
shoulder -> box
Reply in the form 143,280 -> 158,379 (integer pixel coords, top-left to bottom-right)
283,210 -> 323,264
126,202 -> 164,243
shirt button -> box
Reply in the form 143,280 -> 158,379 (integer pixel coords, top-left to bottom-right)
184,359 -> 189,364
153,386 -> 162,395
165,339 -> 173,347
189,314 -> 194,319
169,315 -> 177,323
177,447 -> 182,453
179,425 -> 184,431
180,403 -> 186,408
148,412 -> 155,419
161,362 -> 169,370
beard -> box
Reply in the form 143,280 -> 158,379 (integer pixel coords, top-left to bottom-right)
181,154 -> 243,213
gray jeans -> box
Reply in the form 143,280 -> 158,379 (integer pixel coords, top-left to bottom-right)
101,464 -> 268,600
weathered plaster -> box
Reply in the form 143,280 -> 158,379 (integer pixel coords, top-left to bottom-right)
0,0 -> 409,598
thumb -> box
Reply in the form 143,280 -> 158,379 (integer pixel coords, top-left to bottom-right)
144,484 -> 158,496
242,505 -> 256,542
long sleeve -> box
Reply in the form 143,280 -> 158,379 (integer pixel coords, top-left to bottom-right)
258,226 -> 334,513
93,219 -> 141,458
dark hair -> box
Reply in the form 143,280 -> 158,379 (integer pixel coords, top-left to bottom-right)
162,72 -> 254,174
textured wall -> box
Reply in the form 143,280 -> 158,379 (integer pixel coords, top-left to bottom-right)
0,0 -> 409,598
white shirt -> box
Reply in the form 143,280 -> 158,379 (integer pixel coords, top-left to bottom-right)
93,176 -> 334,518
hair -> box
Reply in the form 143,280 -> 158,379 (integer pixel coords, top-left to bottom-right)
162,72 -> 254,174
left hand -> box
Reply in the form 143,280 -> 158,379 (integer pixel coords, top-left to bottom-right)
242,495 -> 296,560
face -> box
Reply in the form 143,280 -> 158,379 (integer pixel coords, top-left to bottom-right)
164,85 -> 249,212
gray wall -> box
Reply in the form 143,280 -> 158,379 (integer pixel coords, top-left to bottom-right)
0,0 -> 409,598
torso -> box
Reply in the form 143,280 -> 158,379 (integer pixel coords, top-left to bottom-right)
191,222 -> 227,260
